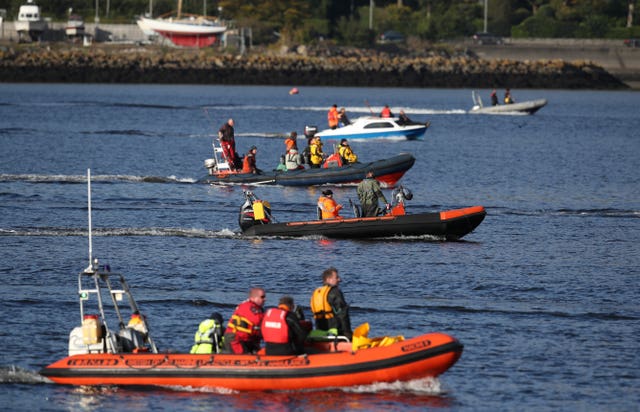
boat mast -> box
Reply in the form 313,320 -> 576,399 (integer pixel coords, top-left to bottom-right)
177,0 -> 182,18
87,168 -> 93,271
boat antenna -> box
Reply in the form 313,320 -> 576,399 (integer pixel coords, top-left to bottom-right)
86,168 -> 93,272
364,99 -> 374,115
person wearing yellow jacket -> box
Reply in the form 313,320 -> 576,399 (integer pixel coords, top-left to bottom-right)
338,139 -> 358,164
310,267 -> 352,340
317,189 -> 343,219
190,312 -> 224,354
309,136 -> 324,168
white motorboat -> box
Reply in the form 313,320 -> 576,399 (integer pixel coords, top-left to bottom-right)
14,0 -> 47,42
65,14 -> 84,38
315,116 -> 429,141
136,0 -> 226,48
470,91 -> 547,115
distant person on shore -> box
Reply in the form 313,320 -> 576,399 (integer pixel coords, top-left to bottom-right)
504,89 -> 515,104
327,104 -> 339,129
338,107 -> 351,127
380,104 -> 393,118
219,118 -> 239,170
490,89 -> 499,106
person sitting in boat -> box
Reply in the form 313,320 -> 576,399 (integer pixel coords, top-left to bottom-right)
337,139 -> 358,164
338,107 -> 351,127
190,312 -> 224,354
357,170 -> 390,217
490,89 -> 499,106
219,118 -> 240,170
317,189 -> 343,220
380,104 -> 393,118
275,155 -> 287,172
309,136 -> 325,169
241,146 -> 261,174
327,104 -> 339,129
504,88 -> 515,104
285,147 -> 304,171
284,131 -> 298,152
310,267 -> 353,340
261,296 -> 309,356
223,287 -> 266,354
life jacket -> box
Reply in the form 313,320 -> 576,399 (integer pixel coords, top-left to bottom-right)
242,152 -> 256,173
328,108 -> 339,128
190,318 -> 223,354
285,138 -> 296,151
318,196 -> 342,219
127,314 -> 148,335
310,285 -> 334,320
285,149 -> 302,170
261,306 -> 290,344
310,142 -> 323,165
338,146 -> 357,163
225,300 -> 263,339
322,153 -> 343,168
380,107 -> 392,118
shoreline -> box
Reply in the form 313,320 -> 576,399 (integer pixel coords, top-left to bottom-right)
0,44 -> 629,90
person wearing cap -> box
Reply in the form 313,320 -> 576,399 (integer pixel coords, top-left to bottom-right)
261,296 -> 309,356
317,189 -> 343,220
241,146 -> 260,174
338,139 -> 358,164
223,288 -> 266,354
190,312 -> 224,354
309,136 -> 324,168
357,170 -> 390,217
327,104 -> 339,129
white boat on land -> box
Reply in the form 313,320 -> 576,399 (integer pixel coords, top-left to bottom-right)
315,116 -> 430,141
136,0 -> 226,48
14,0 -> 47,42
65,14 -> 84,38
470,91 -> 547,115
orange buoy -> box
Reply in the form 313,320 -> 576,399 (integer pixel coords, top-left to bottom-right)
289,87 -> 299,95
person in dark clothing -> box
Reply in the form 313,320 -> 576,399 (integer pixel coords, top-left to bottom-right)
490,89 -> 499,106
219,118 -> 240,170
357,170 -> 390,217
261,296 -> 309,356
310,267 -> 352,340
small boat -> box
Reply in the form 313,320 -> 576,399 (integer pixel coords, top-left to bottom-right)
470,91 -> 547,115
40,172 -> 464,390
238,190 -> 486,240
14,0 -> 47,42
65,14 -> 85,38
200,144 -> 415,187
136,0 -> 226,48
315,116 -> 429,141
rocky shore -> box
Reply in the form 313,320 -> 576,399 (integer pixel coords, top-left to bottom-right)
0,44 -> 628,89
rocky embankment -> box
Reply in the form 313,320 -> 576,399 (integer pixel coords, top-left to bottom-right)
0,45 -> 628,89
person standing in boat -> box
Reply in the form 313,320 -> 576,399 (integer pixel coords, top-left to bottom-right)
190,312 -> 224,354
380,104 -> 393,118
310,267 -> 352,340
338,139 -> 358,164
241,146 -> 261,174
309,136 -> 325,168
261,296 -> 309,356
490,89 -> 499,106
223,287 -> 266,354
357,170 -> 390,217
219,118 -> 239,170
338,107 -> 351,127
317,189 -> 343,219
504,89 -> 515,104
327,104 -> 339,129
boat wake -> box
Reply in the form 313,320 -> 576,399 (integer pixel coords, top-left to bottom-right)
0,227 -> 239,239
0,366 -> 50,384
0,174 -> 197,184
344,376 -> 443,395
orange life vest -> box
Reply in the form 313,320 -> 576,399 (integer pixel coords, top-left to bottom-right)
318,196 -> 342,219
310,285 -> 334,320
328,108 -> 339,128
380,107 -> 392,118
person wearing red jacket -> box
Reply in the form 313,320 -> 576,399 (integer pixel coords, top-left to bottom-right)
223,288 -> 266,354
261,296 -> 309,355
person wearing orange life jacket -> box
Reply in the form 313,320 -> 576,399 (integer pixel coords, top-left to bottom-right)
380,104 -> 393,118
317,189 -> 343,219
327,104 -> 339,129
261,296 -> 309,355
310,267 -> 352,340
241,146 -> 260,174
222,287 -> 266,354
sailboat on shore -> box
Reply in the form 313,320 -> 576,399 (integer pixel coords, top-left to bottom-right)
136,0 -> 226,47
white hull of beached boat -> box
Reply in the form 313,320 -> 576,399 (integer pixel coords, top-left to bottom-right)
15,1 -> 47,41
137,15 -> 226,47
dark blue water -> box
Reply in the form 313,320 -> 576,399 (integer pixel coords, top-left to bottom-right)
1,84 -> 639,411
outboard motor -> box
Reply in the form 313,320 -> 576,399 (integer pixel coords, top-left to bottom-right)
238,191 -> 273,231
389,185 -> 412,216
304,125 -> 318,139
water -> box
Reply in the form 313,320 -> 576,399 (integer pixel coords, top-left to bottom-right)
1,84 -> 639,411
